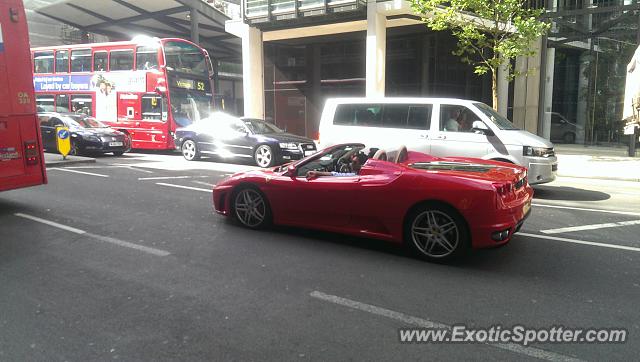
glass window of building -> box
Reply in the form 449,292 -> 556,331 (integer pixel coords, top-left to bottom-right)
136,46 -> 159,70
71,49 -> 92,72
55,50 -> 69,73
110,50 -> 134,71
93,51 -> 108,72
33,51 -> 54,74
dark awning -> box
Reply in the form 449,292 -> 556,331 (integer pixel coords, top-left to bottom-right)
35,0 -> 240,59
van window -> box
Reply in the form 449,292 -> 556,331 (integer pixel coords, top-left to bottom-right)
334,103 -> 431,130
440,105 -> 483,133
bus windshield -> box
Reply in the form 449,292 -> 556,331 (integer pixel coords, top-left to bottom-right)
170,88 -> 213,127
163,41 -> 208,77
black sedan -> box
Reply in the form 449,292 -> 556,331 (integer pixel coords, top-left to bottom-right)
174,113 -> 317,167
38,112 -> 130,156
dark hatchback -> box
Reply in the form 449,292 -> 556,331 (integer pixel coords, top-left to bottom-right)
174,113 -> 317,167
38,113 -> 130,156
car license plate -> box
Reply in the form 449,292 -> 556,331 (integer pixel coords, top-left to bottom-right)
109,141 -> 123,147
523,200 -> 531,215
304,150 -> 316,156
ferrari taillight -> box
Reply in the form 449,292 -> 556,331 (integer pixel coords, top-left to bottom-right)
24,141 -> 39,166
493,182 -> 513,196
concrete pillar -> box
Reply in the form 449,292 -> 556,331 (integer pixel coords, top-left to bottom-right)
512,37 -> 543,134
366,0 -> 386,97
576,51 -> 590,144
497,62 -> 509,117
542,47 -> 555,140
242,26 -> 265,119
190,7 -> 200,44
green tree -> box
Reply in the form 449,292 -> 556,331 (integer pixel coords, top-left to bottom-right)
410,0 -> 549,110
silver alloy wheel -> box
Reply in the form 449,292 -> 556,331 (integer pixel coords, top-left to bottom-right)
255,145 -> 273,168
234,189 -> 266,228
411,210 -> 459,258
182,140 -> 197,160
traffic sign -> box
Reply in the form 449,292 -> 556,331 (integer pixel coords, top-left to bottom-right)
56,126 -> 71,158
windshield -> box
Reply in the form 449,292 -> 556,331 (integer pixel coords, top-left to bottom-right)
64,115 -> 107,129
243,119 -> 283,134
163,41 -> 208,77
474,102 -> 519,130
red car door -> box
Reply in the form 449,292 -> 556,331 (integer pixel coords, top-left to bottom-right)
267,174 -> 360,228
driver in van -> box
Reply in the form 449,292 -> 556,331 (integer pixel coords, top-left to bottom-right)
306,152 -> 368,179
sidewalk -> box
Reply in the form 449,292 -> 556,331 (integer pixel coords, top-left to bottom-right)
554,144 -> 640,182
44,152 -> 95,167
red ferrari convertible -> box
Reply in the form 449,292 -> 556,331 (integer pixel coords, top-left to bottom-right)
213,143 -> 533,261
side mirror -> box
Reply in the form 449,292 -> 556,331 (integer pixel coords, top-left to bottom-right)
284,164 -> 296,178
472,121 -> 494,136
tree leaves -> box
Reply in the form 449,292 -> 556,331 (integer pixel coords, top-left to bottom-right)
409,0 -> 550,108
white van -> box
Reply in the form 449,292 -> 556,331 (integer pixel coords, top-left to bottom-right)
318,98 -> 557,184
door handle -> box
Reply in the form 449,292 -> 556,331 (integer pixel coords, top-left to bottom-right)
419,134 -> 429,139
433,135 -> 446,140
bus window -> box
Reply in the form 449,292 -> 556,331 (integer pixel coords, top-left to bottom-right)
141,94 -> 163,120
136,46 -> 158,70
71,49 -> 92,72
36,95 -> 55,112
93,51 -> 108,72
110,50 -> 134,71
55,50 -> 69,73
71,95 -> 93,116
55,94 -> 70,113
33,51 -> 54,73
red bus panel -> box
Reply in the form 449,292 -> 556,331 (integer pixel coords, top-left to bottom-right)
0,0 -> 47,192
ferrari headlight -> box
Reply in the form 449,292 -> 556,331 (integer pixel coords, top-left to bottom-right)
523,146 -> 553,157
279,142 -> 298,150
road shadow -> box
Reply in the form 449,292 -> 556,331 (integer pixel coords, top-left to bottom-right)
533,185 -> 610,202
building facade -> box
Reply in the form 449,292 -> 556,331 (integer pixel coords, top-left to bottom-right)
227,0 -> 639,148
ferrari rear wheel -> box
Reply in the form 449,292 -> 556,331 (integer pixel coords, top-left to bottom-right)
232,187 -> 272,229
405,203 -> 469,261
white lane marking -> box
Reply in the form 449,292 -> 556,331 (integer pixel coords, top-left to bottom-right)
541,220 -> 640,234
139,176 -> 193,180
85,233 -> 170,257
65,165 -> 154,174
532,203 -> 640,217
48,168 -> 109,178
155,182 -> 212,193
14,213 -> 85,234
518,232 -> 640,252
191,180 -> 217,187
310,291 -> 582,362
13,213 -> 170,257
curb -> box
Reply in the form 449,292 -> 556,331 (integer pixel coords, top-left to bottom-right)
556,174 -> 640,183
44,157 -> 96,168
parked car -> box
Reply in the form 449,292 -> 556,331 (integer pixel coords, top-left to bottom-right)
213,143 -> 533,261
38,112 -> 129,156
318,98 -> 557,184
174,112 -> 317,167
550,112 -> 582,144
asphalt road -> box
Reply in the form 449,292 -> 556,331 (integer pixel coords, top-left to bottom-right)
1,152 -> 639,361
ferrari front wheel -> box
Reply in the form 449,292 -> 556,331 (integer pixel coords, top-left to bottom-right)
405,203 -> 469,261
232,187 -> 272,229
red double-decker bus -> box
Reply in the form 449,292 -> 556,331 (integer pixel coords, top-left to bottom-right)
32,37 -> 214,150
0,0 -> 47,192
